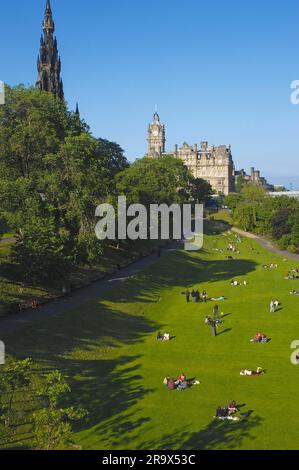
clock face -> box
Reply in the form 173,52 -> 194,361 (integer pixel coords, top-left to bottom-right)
152,129 -> 159,137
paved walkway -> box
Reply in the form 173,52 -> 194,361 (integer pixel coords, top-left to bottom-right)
232,227 -> 299,262
0,242 -> 181,335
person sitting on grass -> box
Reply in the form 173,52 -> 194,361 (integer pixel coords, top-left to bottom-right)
164,377 -> 176,390
250,332 -> 268,343
176,375 -> 201,391
240,367 -> 264,376
177,373 -> 186,382
215,406 -> 240,421
163,374 -> 201,391
176,380 -> 189,391
227,400 -> 238,415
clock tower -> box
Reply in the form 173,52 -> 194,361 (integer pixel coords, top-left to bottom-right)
147,112 -> 166,157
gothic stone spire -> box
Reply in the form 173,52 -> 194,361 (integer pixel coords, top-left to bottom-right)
36,0 -> 64,100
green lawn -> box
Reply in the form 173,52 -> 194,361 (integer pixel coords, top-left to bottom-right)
2,221 -> 299,450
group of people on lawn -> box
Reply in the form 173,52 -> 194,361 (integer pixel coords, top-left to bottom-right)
185,289 -> 208,303
163,374 -> 200,391
285,268 -> 299,280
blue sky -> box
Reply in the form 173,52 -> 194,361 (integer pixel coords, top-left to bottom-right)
1,0 -> 299,186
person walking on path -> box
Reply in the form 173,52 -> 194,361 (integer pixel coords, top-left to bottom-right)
186,290 -> 190,303
270,300 -> 275,313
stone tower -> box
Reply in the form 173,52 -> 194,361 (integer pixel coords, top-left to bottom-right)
147,113 -> 166,157
36,0 -> 64,100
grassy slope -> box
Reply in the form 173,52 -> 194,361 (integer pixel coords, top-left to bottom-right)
2,221 -> 299,450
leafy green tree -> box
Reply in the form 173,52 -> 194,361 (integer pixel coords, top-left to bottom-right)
116,156 -> 209,207
0,358 -> 32,429
235,174 -> 247,193
224,193 -> 244,210
97,138 -> 129,179
241,184 -> 267,204
272,208 -> 292,240
11,217 -> 68,280
189,178 -> 212,203
0,85 -> 67,180
33,370 -> 87,450
289,209 -> 299,249
233,204 -> 256,231
0,85 -> 128,276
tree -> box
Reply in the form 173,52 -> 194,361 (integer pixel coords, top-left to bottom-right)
11,217 -> 68,280
0,85 -> 67,180
115,156 -> 207,207
0,85 -> 128,276
189,178 -> 212,204
235,174 -> 247,193
97,138 -> 129,179
0,358 -> 32,429
33,370 -> 87,450
224,193 -> 244,210
289,209 -> 299,249
241,184 -> 267,204
233,204 -> 256,231
272,208 -> 292,240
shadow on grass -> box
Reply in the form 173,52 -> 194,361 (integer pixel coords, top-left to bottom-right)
217,328 -> 232,336
111,251 -> 258,305
3,301 -> 161,447
137,415 -> 263,450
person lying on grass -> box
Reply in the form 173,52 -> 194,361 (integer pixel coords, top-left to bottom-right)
156,332 -> 170,341
290,290 -> 299,295
210,296 -> 226,301
240,367 -> 264,376
250,332 -> 268,343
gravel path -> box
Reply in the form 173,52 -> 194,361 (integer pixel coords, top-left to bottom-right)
232,227 -> 299,262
